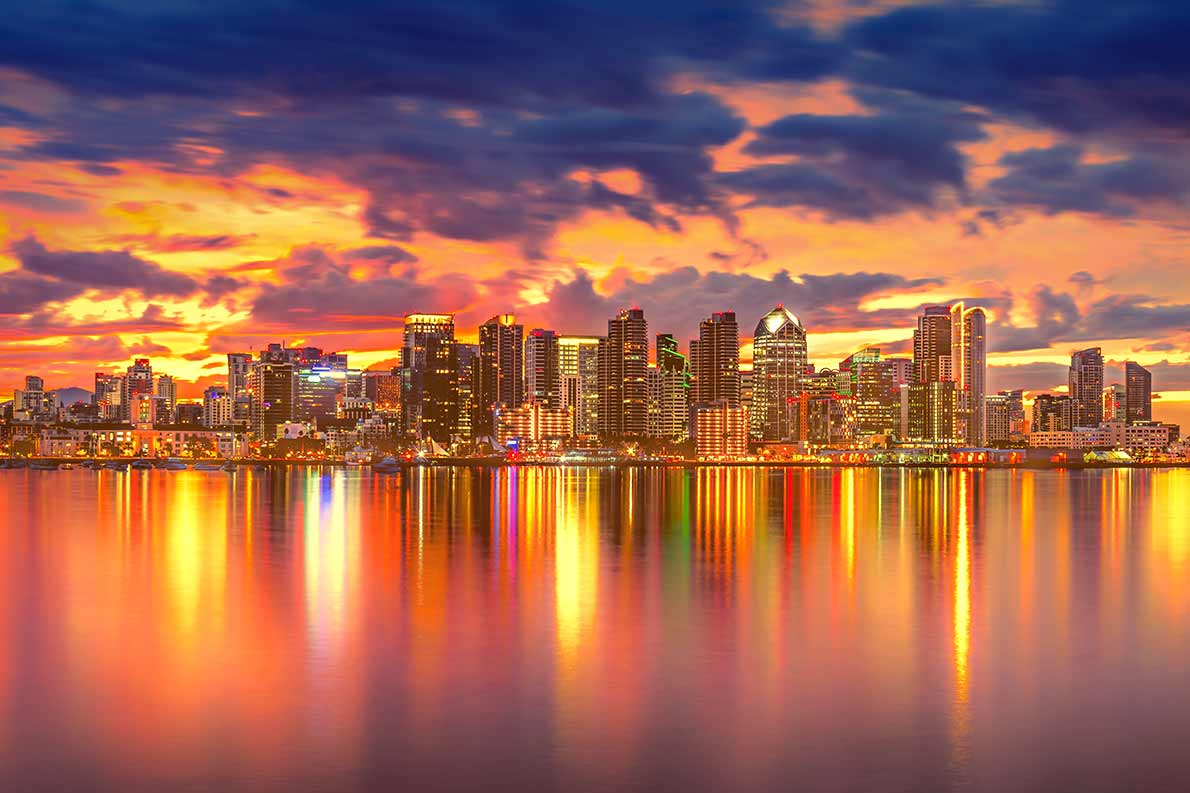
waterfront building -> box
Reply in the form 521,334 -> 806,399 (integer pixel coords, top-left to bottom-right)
1125,361 -> 1152,423
598,308 -> 648,439
1032,393 -> 1072,433
525,328 -> 561,407
559,336 -> 601,437
495,403 -> 573,447
1102,383 -> 1126,423
202,386 -> 233,428
249,359 -> 295,441
155,375 -> 177,424
691,311 -> 740,407
750,305 -> 807,441
693,402 -> 748,458
401,313 -> 459,443
475,314 -> 524,437
1069,347 -> 1105,427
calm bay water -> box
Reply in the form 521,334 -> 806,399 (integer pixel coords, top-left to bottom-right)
1,466 -> 1189,792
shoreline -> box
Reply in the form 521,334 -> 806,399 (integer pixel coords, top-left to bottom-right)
5,457 -> 1190,471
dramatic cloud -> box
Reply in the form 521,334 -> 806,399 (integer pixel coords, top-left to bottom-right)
986,145 -> 1190,217
11,237 -> 200,298
529,267 -> 947,341
724,94 -> 986,219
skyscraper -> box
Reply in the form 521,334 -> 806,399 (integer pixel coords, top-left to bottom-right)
839,346 -> 897,436
750,305 -> 807,442
120,359 -> 154,422
1032,393 -> 1072,433
950,303 -> 987,446
1102,382 -> 1126,422
559,335 -> 601,437
525,328 -> 560,408
402,313 -> 459,443
691,311 -> 740,407
1069,347 -> 1104,428
250,359 -> 294,440
456,343 -> 479,441
475,314 -> 524,436
649,333 -> 689,440
227,352 -> 252,422
155,374 -> 177,424
1125,361 -> 1152,423
913,306 -> 952,383
598,308 -> 648,439
909,303 -> 986,444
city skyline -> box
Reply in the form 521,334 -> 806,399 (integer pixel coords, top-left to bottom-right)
1,2 -> 1189,429
4,300 -> 1176,462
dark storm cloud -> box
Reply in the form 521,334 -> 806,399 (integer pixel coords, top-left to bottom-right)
986,145 -> 1190,218
844,0 -> 1190,137
0,190 -> 86,214
992,285 -> 1190,353
247,247 -> 479,330
1,0 -> 1188,247
0,273 -> 85,315
12,236 -> 200,297
718,92 -> 987,219
530,266 -> 947,340
0,0 -> 840,107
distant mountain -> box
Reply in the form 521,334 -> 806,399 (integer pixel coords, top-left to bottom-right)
52,387 -> 92,406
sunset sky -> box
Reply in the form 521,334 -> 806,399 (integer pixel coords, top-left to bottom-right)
1,1 -> 1188,423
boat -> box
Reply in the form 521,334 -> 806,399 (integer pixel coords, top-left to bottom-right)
221,462 -> 238,472
162,459 -> 189,471
80,460 -> 98,469
193,462 -> 223,471
7,459 -> 27,469
372,456 -> 401,474
30,460 -> 58,470
104,461 -> 129,471
130,459 -> 154,470
58,462 -> 76,470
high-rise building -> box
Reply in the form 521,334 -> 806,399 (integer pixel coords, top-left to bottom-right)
227,352 -> 253,422
691,311 -> 740,407
559,336 -> 601,437
475,314 -> 524,437
294,366 -> 344,424
1032,393 -> 1071,433
998,389 -> 1026,440
750,305 -> 807,442
950,303 -> 987,446
155,375 -> 177,424
908,304 -> 986,444
401,313 -> 459,443
913,306 -> 952,383
1102,383 -> 1126,423
839,346 -> 898,437
648,334 -> 689,440
693,402 -> 748,458
985,394 -> 1011,445
202,386 -> 233,428
94,372 -> 123,420
598,308 -> 648,439
908,381 -> 957,444
363,369 -> 402,412
120,359 -> 154,421
1125,361 -> 1152,423
525,329 -> 561,408
495,403 -> 573,447
250,360 -> 295,440
1069,348 -> 1104,428
456,343 -> 479,441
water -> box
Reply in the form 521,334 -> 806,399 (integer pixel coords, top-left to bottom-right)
1,466 -> 1189,792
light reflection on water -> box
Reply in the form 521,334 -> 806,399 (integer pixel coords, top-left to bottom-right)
1,466 -> 1189,792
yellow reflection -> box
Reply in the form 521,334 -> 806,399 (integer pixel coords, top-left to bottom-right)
952,471 -> 972,775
